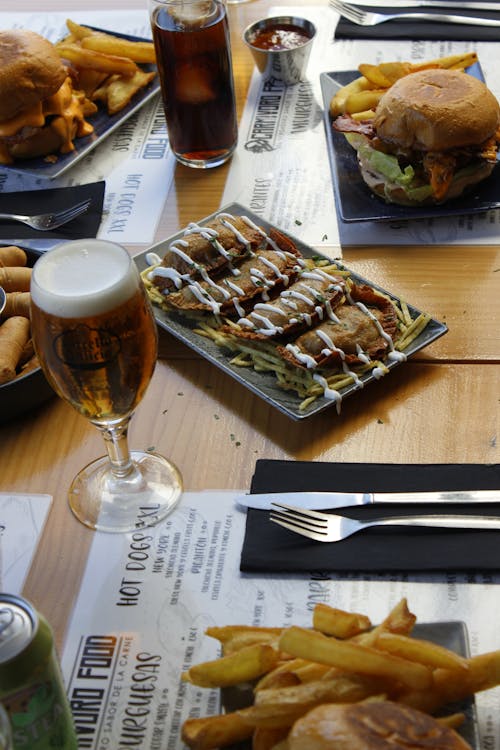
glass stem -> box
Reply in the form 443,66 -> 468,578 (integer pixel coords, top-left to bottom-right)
96,416 -> 136,479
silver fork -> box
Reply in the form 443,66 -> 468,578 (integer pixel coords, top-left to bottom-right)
0,198 -> 92,231
330,0 -> 500,26
270,502 -> 500,543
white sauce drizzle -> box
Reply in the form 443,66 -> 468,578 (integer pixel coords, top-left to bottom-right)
150,266 -> 189,290
232,298 -> 246,318
312,374 -> 343,414
145,252 -> 162,266
253,303 -> 288,318
225,279 -> 245,296
344,290 -> 405,363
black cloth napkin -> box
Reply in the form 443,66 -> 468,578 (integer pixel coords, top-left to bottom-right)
0,181 -> 105,240
335,4 -> 500,41
240,460 -> 500,573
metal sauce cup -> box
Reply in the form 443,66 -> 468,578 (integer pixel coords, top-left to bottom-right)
243,16 -> 316,86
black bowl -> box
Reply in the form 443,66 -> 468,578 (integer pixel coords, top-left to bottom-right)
0,247 -> 54,425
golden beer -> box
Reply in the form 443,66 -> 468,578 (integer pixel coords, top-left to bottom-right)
30,239 -> 182,533
31,241 -> 157,422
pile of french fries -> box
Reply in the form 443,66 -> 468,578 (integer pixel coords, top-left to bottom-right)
330,52 -> 478,122
55,19 -> 156,116
181,598 -> 500,750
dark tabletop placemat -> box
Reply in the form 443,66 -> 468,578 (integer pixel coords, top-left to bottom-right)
0,181 -> 105,239
335,6 -> 500,41
240,460 -> 500,573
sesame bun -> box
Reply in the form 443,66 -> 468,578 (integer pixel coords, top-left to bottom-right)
373,68 -> 500,152
0,30 -> 67,122
288,701 -> 472,750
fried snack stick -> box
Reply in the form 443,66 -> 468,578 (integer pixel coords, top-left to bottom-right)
0,266 -> 31,292
2,292 -> 31,319
0,316 -> 30,384
0,246 -> 27,267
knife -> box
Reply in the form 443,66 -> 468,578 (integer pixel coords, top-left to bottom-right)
236,489 -> 500,511
343,0 -> 500,10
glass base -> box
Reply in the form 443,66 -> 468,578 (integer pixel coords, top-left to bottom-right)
68,451 -> 182,533
174,142 -> 236,169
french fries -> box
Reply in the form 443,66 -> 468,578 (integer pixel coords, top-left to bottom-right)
56,19 -> 156,115
279,626 -> 433,690
313,603 -> 371,638
330,52 -> 479,120
81,34 -> 156,64
180,598 -> 500,750
182,643 -> 281,688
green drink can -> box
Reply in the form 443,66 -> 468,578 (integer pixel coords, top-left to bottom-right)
0,594 -> 77,750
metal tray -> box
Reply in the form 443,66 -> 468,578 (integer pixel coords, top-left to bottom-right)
134,203 -> 448,420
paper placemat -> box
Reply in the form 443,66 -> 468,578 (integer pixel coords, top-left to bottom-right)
222,6 -> 500,250
0,11 -> 176,245
0,493 -> 52,592
58,489 -> 500,749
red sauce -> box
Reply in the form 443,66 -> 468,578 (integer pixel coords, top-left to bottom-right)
249,23 -> 311,51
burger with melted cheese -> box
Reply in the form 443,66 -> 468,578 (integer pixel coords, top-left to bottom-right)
333,67 -> 500,206
288,701 -> 473,750
0,29 -> 94,164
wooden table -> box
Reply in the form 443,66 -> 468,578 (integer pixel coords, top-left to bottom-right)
0,0 -> 499,650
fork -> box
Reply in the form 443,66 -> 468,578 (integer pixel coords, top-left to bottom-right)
270,502 -> 500,543
329,0 -> 500,26
0,198 -> 92,231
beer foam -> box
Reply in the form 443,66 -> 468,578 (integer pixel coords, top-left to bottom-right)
31,240 -> 140,318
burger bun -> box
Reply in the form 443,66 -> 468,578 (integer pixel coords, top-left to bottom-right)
0,29 -> 67,122
288,701 -> 472,750
373,68 -> 500,152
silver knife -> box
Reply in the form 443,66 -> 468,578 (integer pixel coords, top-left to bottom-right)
236,490 -> 500,511
343,0 -> 500,10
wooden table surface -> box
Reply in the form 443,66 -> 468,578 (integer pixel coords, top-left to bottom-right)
0,0 -> 499,649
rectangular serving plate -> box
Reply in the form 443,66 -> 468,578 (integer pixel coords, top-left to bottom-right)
320,62 -> 500,223
134,203 -> 448,420
1,27 -> 161,180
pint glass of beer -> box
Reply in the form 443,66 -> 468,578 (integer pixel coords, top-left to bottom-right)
30,240 -> 182,533
150,0 -> 238,168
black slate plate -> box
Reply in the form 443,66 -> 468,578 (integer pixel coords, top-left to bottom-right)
320,62 -> 500,223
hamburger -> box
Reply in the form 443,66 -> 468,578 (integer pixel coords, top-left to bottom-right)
0,29 -> 93,164
333,67 -> 500,206
288,701 -> 472,750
